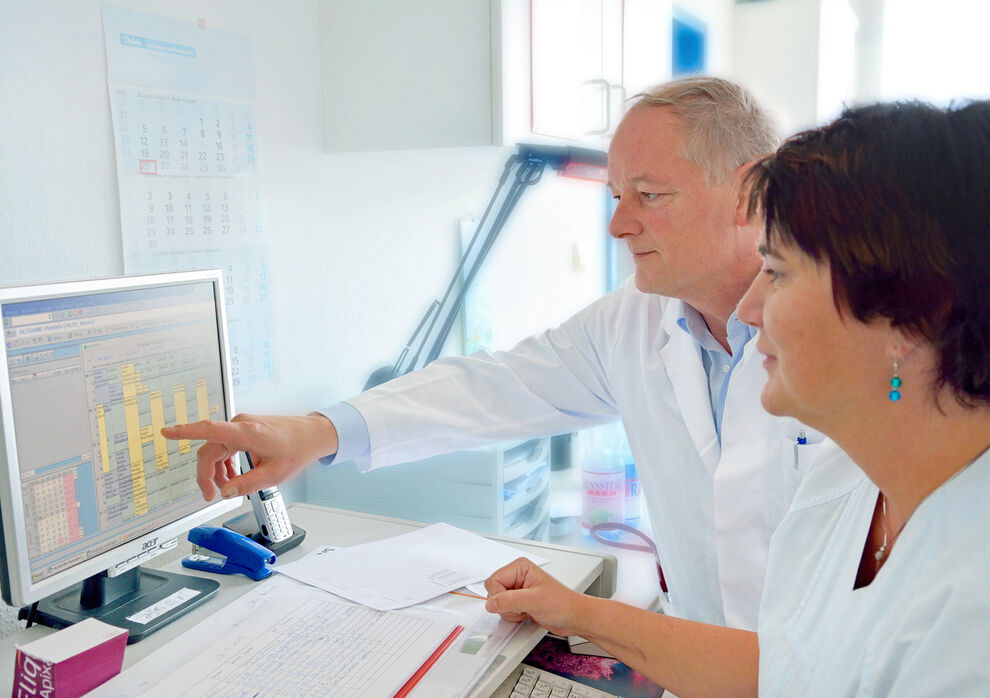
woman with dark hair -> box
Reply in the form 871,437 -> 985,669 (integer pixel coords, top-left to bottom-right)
737,99 -> 990,695
485,100 -> 990,696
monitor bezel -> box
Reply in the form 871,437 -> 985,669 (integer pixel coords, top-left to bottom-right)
0,269 -> 242,608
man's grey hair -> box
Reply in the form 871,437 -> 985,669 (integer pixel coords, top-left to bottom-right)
631,76 -> 780,184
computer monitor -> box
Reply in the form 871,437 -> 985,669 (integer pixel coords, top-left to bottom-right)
0,269 -> 242,642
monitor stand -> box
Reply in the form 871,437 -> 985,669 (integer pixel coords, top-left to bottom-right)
19,566 -> 218,644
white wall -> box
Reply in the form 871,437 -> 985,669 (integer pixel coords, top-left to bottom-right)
0,0 -> 607,417
878,0 -> 990,104
730,0 -> 825,134
677,0 -> 735,75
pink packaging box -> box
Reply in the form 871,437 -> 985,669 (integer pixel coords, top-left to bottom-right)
11,619 -> 128,698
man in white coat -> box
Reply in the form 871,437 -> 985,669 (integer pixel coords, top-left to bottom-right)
163,76 -> 818,631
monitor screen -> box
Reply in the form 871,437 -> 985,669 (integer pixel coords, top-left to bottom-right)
0,270 -> 241,639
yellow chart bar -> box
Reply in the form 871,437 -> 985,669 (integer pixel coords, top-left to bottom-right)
121,364 -> 148,516
173,385 -> 191,455
195,379 -> 209,421
149,390 -> 168,470
96,405 -> 111,474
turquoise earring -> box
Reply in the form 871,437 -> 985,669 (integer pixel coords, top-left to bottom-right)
889,357 -> 902,402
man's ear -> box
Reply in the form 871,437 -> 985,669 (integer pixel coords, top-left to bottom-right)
732,162 -> 757,228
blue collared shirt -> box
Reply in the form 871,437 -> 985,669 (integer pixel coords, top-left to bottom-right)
315,401 -> 369,466
675,305 -> 756,443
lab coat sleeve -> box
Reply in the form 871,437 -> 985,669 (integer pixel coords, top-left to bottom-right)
346,282 -> 645,471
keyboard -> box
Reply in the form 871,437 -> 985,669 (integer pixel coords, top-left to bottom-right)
491,663 -> 620,698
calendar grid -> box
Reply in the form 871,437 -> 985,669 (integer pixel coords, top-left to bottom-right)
109,87 -> 274,387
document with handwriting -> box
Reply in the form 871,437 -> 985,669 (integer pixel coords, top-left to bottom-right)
90,576 -> 457,697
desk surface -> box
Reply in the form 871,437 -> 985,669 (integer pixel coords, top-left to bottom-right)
0,503 -> 616,697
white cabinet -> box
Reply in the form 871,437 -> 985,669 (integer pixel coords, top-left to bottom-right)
319,0 -> 498,152
530,0 -> 625,141
503,0 -> 670,147
317,0 -> 688,152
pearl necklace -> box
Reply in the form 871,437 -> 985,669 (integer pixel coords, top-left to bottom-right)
874,493 -> 907,566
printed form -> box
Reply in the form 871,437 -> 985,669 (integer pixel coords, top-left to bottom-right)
276,522 -> 550,610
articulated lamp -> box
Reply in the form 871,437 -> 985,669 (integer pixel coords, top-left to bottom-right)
365,143 -> 608,389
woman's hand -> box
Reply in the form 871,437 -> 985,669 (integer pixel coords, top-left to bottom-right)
484,557 -> 590,637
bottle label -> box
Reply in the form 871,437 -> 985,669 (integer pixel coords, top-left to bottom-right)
625,461 -> 641,525
581,467 -> 624,530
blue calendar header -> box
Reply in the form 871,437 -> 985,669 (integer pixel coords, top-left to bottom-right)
119,33 -> 196,59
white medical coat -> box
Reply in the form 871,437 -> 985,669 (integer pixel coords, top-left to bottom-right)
347,279 -> 815,629
759,441 -> 990,695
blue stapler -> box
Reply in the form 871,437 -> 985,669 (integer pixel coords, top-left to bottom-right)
182,526 -> 277,581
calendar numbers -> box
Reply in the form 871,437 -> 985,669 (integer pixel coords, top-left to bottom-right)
115,91 -> 256,178
134,180 -> 252,251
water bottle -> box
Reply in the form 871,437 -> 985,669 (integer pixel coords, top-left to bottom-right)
581,424 -> 625,537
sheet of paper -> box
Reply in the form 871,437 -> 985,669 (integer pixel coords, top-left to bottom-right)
276,522 -> 549,610
90,575 -> 457,698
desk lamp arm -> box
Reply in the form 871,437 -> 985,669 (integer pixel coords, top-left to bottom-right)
365,144 -> 607,390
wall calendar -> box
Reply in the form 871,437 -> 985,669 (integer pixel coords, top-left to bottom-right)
102,5 -> 273,388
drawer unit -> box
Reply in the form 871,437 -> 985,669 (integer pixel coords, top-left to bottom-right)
304,438 -> 551,541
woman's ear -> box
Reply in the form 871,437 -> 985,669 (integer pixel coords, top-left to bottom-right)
885,327 -> 923,363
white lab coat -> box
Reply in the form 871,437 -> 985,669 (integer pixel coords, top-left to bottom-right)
347,279 -> 816,629
759,440 -> 990,695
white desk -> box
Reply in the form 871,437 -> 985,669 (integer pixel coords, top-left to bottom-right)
0,503 -> 616,697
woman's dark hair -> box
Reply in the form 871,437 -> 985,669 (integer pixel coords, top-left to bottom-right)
746,101 -> 990,406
